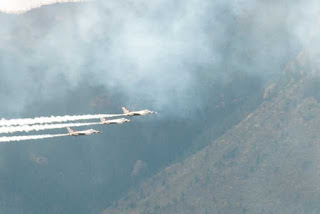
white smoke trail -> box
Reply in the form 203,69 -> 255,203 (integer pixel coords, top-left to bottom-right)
0,133 -> 69,142
0,122 -> 103,134
0,113 -> 124,127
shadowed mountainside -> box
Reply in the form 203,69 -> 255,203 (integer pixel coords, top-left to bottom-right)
0,2 -> 270,213
103,53 -> 320,214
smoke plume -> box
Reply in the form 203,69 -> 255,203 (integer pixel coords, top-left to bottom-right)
0,0 -> 316,118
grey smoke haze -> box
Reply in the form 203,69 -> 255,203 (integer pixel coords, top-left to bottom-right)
1,1 -> 320,214
1,0 -> 316,118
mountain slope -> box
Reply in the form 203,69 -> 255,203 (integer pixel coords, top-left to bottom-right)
103,60 -> 320,213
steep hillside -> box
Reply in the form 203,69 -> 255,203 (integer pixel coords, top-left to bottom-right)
103,58 -> 320,213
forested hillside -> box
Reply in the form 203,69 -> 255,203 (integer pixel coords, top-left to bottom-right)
103,52 -> 320,214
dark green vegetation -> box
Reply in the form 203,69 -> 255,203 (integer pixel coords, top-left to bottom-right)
103,54 -> 320,214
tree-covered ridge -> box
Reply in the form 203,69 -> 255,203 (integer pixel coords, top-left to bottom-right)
103,63 -> 320,213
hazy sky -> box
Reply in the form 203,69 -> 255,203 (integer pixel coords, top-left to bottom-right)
0,0 -> 84,11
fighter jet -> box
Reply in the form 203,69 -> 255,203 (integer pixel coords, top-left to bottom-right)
100,117 -> 131,125
121,107 -> 157,116
67,127 -> 101,136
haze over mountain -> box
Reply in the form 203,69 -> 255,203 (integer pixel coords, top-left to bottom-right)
1,0 -> 320,214
103,53 -> 320,214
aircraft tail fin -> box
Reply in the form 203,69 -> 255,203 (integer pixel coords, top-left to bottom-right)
67,127 -> 74,134
122,107 -> 130,114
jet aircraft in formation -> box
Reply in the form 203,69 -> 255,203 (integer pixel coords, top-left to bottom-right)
121,107 -> 157,116
100,117 -> 131,125
66,107 -> 156,137
67,127 -> 101,136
